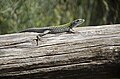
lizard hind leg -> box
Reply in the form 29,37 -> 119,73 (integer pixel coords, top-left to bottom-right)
36,30 -> 51,46
38,30 -> 51,37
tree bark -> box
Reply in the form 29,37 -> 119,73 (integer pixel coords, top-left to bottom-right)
0,24 -> 120,79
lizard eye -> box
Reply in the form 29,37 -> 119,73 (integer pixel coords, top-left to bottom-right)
76,19 -> 79,22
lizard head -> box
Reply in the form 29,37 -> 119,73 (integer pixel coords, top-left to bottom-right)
70,19 -> 85,28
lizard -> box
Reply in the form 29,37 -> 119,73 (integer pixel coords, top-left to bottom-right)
20,19 -> 85,45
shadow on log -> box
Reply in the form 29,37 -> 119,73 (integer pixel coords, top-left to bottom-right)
0,24 -> 120,79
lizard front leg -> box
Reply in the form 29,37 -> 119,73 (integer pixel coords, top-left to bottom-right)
66,28 -> 75,34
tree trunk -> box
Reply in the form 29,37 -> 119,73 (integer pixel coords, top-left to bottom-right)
0,24 -> 120,79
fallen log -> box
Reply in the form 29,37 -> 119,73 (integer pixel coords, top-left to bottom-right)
0,24 -> 120,79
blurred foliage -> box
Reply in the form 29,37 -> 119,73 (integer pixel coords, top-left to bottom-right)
0,0 -> 120,34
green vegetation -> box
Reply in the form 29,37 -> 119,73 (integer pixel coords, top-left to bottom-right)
0,0 -> 120,34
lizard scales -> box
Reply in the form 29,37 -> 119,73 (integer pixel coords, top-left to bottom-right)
20,19 -> 85,34
20,19 -> 85,45
20,25 -> 70,34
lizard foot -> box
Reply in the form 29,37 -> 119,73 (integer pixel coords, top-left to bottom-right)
33,35 -> 41,46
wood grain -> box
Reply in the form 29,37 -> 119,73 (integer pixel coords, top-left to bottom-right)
0,24 -> 120,79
